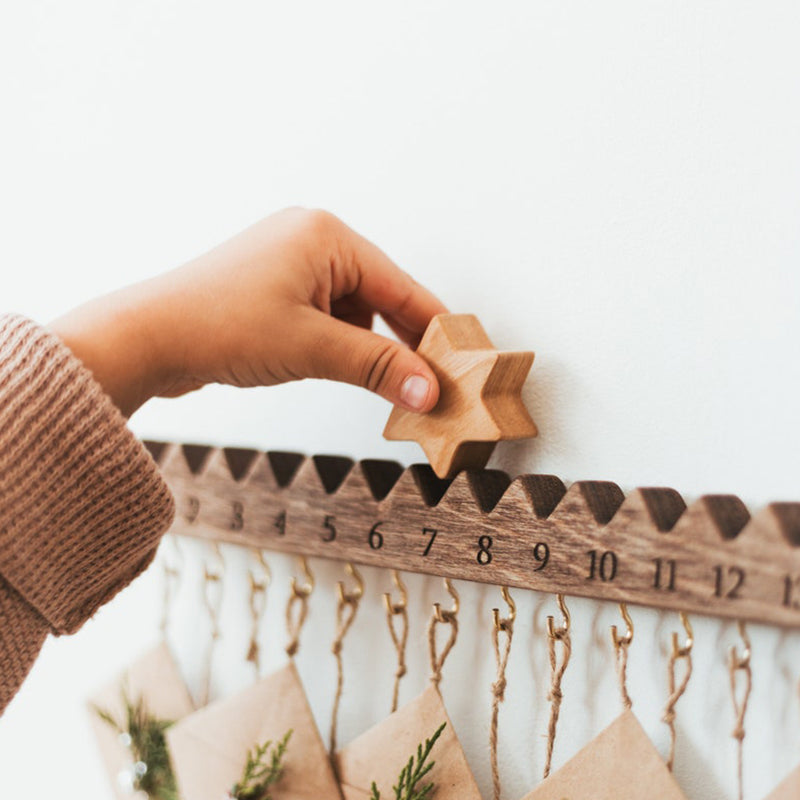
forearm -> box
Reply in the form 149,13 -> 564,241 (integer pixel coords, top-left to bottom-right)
0,314 -> 175,715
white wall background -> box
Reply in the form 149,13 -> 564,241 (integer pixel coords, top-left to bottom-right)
1,1 -> 799,798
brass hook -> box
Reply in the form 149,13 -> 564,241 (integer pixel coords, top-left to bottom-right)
203,542 -> 224,584
248,549 -> 271,593
289,557 -> 315,599
671,612 -> 694,659
337,562 -> 364,605
492,586 -> 516,632
729,620 -> 751,670
546,593 -> 571,640
611,603 -> 634,648
433,578 -> 460,623
383,570 -> 408,615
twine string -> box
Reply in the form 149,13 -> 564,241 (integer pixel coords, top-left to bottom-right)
662,613 -> 694,771
611,603 -> 634,711
329,564 -> 363,755
285,557 -> 314,659
427,579 -> 460,693
729,622 -> 752,800
489,588 -> 515,800
159,535 -> 181,640
543,594 -> 572,779
246,550 -> 270,678
200,543 -> 224,707
384,570 -> 409,714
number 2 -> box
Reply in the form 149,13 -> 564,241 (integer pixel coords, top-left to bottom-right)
714,565 -> 745,599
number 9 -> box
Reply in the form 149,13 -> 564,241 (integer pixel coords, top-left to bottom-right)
533,542 -> 550,572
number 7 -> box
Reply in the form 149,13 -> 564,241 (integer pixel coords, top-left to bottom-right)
422,527 -> 438,557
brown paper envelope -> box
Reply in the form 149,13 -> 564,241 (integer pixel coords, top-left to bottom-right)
766,766 -> 800,800
167,661 -> 341,800
87,642 -> 195,800
521,710 -> 688,800
334,685 -> 482,800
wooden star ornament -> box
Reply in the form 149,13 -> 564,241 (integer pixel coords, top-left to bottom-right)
383,314 -> 537,478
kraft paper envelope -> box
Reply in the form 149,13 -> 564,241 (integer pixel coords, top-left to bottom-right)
88,642 -> 195,800
167,661 -> 341,800
766,766 -> 800,800
334,685 -> 482,800
521,710 -> 688,800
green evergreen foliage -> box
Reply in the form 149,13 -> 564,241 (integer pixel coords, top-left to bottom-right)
369,722 -> 446,800
93,691 -> 177,800
229,730 -> 293,800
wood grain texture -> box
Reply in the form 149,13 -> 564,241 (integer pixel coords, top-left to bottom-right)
145,441 -> 800,629
382,314 -> 537,477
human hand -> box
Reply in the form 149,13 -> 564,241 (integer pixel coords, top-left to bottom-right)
50,208 -> 448,417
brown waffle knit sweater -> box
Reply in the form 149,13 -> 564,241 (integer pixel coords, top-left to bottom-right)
0,314 -> 175,715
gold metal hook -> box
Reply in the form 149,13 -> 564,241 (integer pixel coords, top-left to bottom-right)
337,562 -> 364,605
383,569 -> 408,615
203,541 -> 224,583
289,556 -> 315,599
433,578 -> 460,623
729,620 -> 751,670
248,549 -> 271,592
492,586 -> 516,632
671,612 -> 694,659
611,603 -> 634,648
546,593 -> 571,640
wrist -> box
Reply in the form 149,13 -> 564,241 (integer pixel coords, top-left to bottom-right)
49,287 -> 167,418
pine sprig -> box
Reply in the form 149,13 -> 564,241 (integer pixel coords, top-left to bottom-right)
370,722 -> 446,800
229,730 -> 293,800
93,690 -> 177,800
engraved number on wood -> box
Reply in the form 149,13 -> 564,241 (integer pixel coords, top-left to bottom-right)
274,510 -> 286,536
653,558 -> 677,591
532,542 -> 550,572
186,496 -> 200,523
368,522 -> 384,550
477,535 -> 493,566
714,565 -> 745,599
587,549 -> 618,582
231,501 -> 244,531
422,527 -> 438,557
322,514 -> 337,543
783,575 -> 800,609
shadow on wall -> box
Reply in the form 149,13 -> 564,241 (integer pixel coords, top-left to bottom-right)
490,357 -> 584,479
672,722 -> 727,800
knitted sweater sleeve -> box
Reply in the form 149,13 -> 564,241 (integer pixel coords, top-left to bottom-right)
0,314 -> 175,715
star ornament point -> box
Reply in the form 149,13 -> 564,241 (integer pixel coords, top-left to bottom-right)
383,314 -> 537,478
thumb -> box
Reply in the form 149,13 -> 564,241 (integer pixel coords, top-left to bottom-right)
304,314 -> 440,412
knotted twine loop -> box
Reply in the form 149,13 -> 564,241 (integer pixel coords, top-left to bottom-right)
285,557 -> 314,659
490,587 -> 516,800
329,563 -> 364,755
427,578 -> 460,693
200,543 -> 224,707
384,570 -> 409,714
543,593 -> 572,779
728,621 -> 752,800
662,612 -> 694,771
611,603 -> 634,711
159,534 -> 182,640
245,550 -> 270,678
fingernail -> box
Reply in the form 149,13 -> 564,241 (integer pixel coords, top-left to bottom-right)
400,375 -> 431,411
